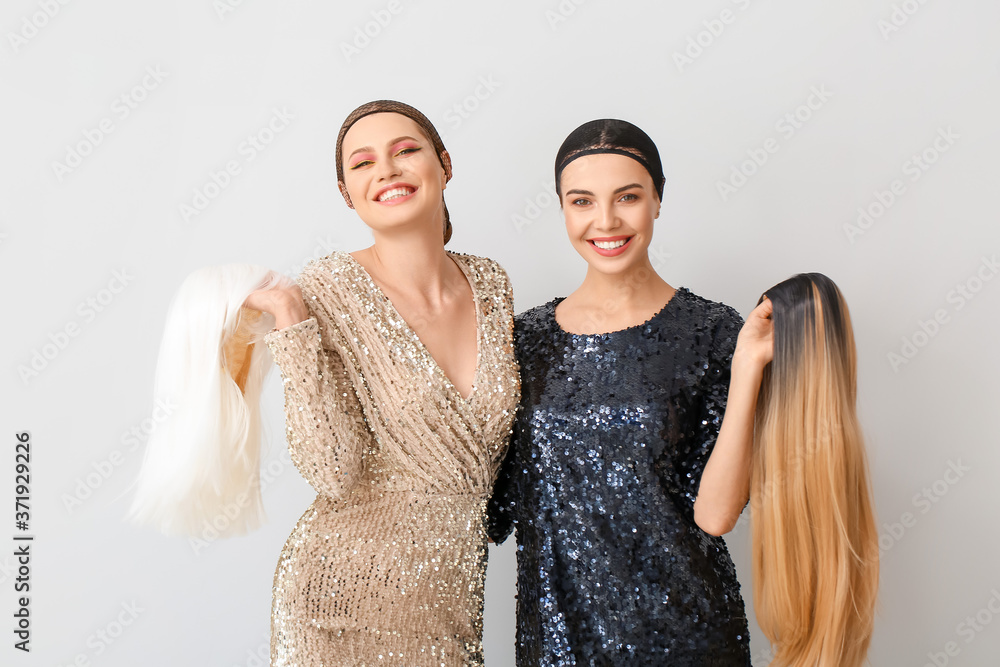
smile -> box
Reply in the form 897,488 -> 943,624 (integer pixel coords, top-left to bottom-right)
375,185 -> 416,203
587,236 -> 634,256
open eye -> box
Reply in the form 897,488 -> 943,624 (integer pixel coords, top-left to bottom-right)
618,193 -> 638,203
349,159 -> 373,170
571,197 -> 591,206
395,146 -> 421,157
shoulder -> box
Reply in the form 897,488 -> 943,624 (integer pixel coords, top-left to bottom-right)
290,252 -> 358,321
676,289 -> 743,363
450,252 -> 516,318
514,299 -> 562,331
294,251 -> 365,296
514,300 -> 558,332
450,251 -> 511,290
298,251 -> 354,283
513,299 -> 560,353
677,288 -> 744,333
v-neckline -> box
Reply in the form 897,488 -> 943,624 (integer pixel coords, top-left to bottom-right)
342,251 -> 484,403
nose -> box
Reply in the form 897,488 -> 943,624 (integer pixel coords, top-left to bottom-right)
374,151 -> 403,181
594,202 -> 621,232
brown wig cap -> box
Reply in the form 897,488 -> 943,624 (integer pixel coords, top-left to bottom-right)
335,100 -> 453,244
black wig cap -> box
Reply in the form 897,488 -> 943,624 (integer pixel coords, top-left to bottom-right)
554,119 -> 665,200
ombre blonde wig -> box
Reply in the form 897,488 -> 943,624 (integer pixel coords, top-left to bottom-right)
750,273 -> 879,667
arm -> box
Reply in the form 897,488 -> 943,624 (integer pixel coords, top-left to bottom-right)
693,298 -> 773,536
255,277 -> 370,500
486,414 -> 522,545
485,266 -> 521,544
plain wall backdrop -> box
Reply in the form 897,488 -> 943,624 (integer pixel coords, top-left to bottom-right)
3,1 -> 999,665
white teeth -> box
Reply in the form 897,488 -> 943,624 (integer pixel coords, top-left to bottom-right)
593,239 -> 628,250
378,187 -> 413,202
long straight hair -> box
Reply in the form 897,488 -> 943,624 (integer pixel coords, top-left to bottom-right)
750,273 -> 879,667
127,265 -> 291,537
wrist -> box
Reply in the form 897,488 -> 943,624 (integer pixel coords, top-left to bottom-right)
273,305 -> 309,331
730,354 -> 766,391
732,347 -> 767,372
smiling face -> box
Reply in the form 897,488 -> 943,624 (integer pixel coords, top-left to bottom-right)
558,153 -> 661,275
339,112 -> 450,236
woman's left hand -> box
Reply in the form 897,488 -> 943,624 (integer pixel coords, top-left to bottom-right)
734,297 -> 774,370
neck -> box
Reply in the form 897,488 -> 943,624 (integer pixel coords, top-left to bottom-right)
363,223 -> 451,294
574,254 -> 671,307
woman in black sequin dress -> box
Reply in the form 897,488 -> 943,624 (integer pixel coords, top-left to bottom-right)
488,120 -> 773,666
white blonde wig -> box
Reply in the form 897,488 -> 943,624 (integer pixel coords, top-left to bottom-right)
127,264 -> 292,538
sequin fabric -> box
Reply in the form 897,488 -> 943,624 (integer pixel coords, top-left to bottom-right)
263,251 -> 519,666
487,288 -> 751,666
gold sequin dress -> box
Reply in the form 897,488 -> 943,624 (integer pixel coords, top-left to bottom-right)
262,251 -> 519,667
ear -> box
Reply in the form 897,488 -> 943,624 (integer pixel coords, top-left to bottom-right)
439,150 -> 453,187
338,181 -> 354,209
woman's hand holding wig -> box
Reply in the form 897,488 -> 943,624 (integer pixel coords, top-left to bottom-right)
126,265 -> 294,538
750,273 -> 879,667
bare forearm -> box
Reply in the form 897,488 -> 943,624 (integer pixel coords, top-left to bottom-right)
693,355 -> 764,536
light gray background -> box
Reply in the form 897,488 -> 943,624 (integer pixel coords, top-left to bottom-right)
3,1 -> 999,665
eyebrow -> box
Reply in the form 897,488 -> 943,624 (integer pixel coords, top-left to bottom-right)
347,136 -> 421,160
564,183 -> 644,197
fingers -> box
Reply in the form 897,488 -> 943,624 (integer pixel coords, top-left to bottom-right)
748,298 -> 772,323
243,288 -> 277,313
241,290 -> 264,312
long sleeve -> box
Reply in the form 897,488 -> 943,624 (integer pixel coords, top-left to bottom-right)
264,314 -> 370,500
486,303 -> 525,545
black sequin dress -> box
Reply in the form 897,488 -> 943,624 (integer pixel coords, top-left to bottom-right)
488,288 -> 751,666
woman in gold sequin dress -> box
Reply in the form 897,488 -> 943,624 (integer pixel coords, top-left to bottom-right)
244,101 -> 519,666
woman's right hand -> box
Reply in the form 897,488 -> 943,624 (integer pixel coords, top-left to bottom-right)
244,283 -> 309,331
733,297 -> 774,372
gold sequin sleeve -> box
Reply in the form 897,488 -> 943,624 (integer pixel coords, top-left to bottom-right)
263,309 -> 370,500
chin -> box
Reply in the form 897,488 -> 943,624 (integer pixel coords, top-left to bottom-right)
368,213 -> 442,238
591,261 -> 642,277
577,243 -> 648,274
361,202 -> 427,227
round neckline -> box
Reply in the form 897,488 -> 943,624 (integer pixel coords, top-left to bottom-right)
550,287 -> 687,337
